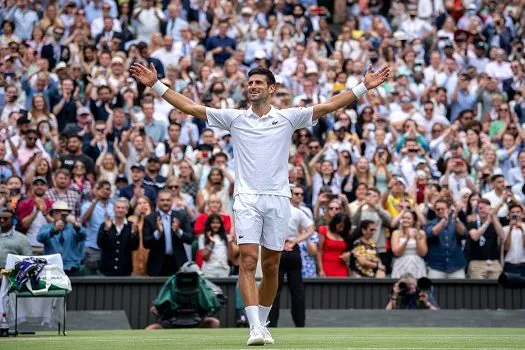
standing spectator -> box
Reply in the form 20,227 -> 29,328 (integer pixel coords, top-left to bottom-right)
351,220 -> 386,278
164,3 -> 188,41
133,0 -> 166,44
143,156 -> 166,192
142,190 -> 194,276
119,163 -> 157,206
269,195 -> 314,328
502,203 -> 525,277
193,194 -> 232,236
317,213 -> 352,277
59,134 -> 95,176
0,207 -> 32,269
5,0 -> 39,41
205,19 -> 236,66
425,199 -> 467,279
483,174 -> 511,218
466,198 -> 504,279
391,211 -> 428,279
16,177 -> 53,254
97,198 -> 139,276
80,180 -> 114,275
351,187 -> 392,272
128,195 -> 153,276
46,169 -> 82,217
37,201 -> 86,276
198,213 -> 236,278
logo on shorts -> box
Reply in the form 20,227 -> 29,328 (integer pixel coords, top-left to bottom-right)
272,121 -> 278,125
239,235 -> 244,239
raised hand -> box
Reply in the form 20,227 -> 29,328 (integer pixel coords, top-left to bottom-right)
363,65 -> 391,91
129,62 -> 158,88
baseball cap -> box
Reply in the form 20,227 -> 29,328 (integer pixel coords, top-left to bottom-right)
394,177 -> 407,187
55,62 -> 67,71
77,107 -> 92,116
148,155 -> 160,163
32,176 -> 48,185
254,50 -> 266,60
111,56 -> 124,65
131,163 -> 145,171
116,173 -> 128,182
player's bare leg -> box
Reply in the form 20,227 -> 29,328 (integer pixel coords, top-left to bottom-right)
258,247 -> 281,344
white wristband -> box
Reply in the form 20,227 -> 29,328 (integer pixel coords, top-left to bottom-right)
352,82 -> 368,99
151,80 -> 169,96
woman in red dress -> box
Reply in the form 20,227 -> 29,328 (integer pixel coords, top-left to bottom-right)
317,213 -> 352,277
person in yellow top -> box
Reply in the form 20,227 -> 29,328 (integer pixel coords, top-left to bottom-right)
384,177 -> 414,218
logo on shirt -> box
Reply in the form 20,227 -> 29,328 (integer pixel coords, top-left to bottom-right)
272,121 -> 278,125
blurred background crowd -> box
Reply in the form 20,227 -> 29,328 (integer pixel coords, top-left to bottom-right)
0,0 -> 524,281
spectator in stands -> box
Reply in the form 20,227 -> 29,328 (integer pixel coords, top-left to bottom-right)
198,213 -> 237,278
317,213 -> 352,277
391,211 -> 428,279
81,180 -> 114,275
120,163 -> 157,206
502,203 -> 525,277
194,194 -> 232,236
16,177 -> 53,254
143,190 -> 194,276
351,220 -> 386,278
46,169 -> 82,217
351,187 -> 392,272
128,195 -> 153,276
466,198 -> 504,279
98,197 -> 139,276
425,199 -> 467,279
37,201 -> 85,275
0,207 -> 32,269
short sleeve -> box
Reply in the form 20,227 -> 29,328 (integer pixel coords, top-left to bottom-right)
206,107 -> 242,132
318,225 -> 327,236
283,107 -> 316,130
300,211 -> 314,229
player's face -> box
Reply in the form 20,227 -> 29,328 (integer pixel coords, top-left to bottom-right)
247,74 -> 274,104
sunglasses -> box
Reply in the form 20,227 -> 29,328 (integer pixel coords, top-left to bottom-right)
309,145 -> 320,150
168,185 -> 179,189
293,192 -> 304,196
96,128 -> 106,133
432,129 -> 442,133
328,206 -> 340,210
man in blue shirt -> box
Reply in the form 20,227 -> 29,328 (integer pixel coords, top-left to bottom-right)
449,72 -> 477,121
425,199 -> 467,278
81,180 -> 114,275
38,201 -> 86,276
205,19 -> 236,66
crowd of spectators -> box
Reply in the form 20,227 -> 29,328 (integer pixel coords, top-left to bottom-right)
0,0 -> 524,281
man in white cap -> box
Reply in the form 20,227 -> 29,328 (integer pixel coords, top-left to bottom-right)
38,201 -> 86,275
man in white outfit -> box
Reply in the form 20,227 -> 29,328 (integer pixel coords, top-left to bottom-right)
130,62 -> 390,345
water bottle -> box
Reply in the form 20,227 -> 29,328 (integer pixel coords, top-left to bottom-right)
0,312 -> 9,337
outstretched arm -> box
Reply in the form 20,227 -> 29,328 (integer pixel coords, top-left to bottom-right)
312,65 -> 390,120
130,63 -> 207,120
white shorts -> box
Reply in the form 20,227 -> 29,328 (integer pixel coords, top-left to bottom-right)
233,194 -> 291,251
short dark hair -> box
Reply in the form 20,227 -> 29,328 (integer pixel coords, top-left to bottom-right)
169,122 -> 182,130
97,180 -> 111,189
357,220 -> 375,237
248,67 -> 276,86
508,202 -> 523,213
491,174 -> 504,182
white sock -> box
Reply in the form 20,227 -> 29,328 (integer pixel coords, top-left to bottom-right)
245,305 -> 261,327
258,305 -> 272,324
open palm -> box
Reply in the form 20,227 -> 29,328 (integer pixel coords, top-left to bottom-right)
363,65 -> 391,90
130,62 -> 158,87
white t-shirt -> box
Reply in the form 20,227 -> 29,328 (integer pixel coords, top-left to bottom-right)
503,225 -> 525,264
206,105 -> 315,197
286,205 -> 314,241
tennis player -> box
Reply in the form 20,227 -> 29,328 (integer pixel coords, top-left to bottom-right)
130,63 -> 390,345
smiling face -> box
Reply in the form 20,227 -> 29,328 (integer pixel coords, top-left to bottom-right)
247,74 -> 275,104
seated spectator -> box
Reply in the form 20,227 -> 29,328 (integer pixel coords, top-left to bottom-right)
424,199 -> 467,279
198,214 -> 238,278
466,198 -> 504,279
391,211 -> 428,279
128,195 -> 154,276
351,220 -> 386,278
317,213 -> 352,277
0,207 -> 32,269
97,198 -> 139,276
37,201 -> 86,276
502,203 -> 525,277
